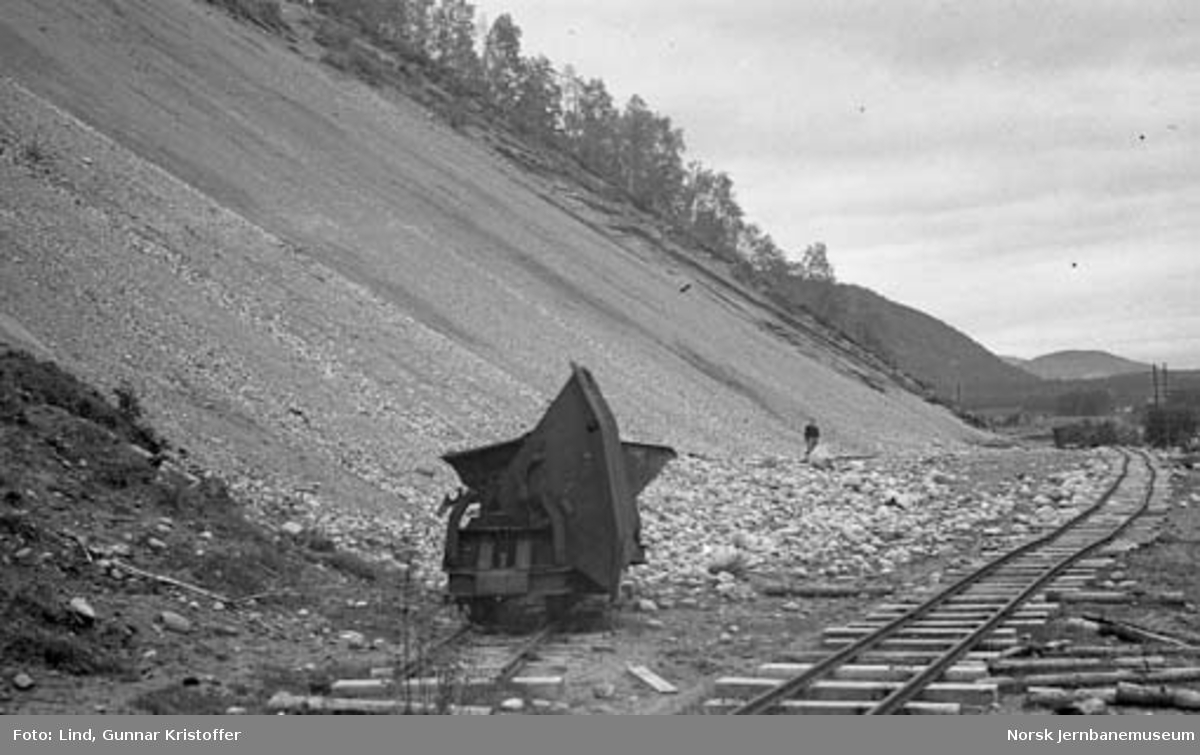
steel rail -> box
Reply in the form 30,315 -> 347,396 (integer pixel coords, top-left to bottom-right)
397,618 -> 555,690
730,448 -> 1141,715
495,623 -> 557,684
867,448 -> 1155,714
394,623 -> 475,681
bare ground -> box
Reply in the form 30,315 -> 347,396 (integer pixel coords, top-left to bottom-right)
7,348 -> 1194,716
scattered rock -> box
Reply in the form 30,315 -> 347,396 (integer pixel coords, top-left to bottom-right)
1061,617 -> 1100,634
339,630 -> 366,649
281,521 -> 304,536
705,546 -> 746,576
68,597 -> 96,624
629,451 -> 1111,601
160,610 -> 192,633
635,598 -> 658,613
498,697 -> 525,712
592,683 -> 616,699
530,698 -> 569,713
147,537 -> 168,551
12,673 -> 35,691
1062,697 -> 1108,715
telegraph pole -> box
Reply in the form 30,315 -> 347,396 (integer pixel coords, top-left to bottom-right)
1163,363 -> 1171,446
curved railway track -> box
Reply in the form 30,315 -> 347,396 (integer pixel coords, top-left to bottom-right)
716,447 -> 1158,715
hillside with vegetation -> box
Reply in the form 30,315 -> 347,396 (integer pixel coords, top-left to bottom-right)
277,0 -> 1058,414
762,280 -> 1043,409
1,0 -> 996,539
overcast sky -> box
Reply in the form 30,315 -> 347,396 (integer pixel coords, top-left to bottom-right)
472,0 -> 1199,368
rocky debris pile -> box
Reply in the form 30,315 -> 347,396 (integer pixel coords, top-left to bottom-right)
626,449 -> 1115,605
245,445 -> 1116,607
225,475 -> 444,585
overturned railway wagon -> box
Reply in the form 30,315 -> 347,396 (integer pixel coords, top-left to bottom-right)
439,364 -> 676,625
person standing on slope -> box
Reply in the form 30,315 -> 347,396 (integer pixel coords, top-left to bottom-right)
804,419 -> 820,462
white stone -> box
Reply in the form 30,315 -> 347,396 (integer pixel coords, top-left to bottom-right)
68,597 -> 96,623
160,611 -> 192,633
339,630 -> 366,648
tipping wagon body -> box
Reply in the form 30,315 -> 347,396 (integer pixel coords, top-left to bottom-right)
439,364 -> 675,624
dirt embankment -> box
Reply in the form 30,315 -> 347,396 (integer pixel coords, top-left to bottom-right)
0,346 -> 455,715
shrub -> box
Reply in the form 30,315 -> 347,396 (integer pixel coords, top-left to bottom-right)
204,0 -> 288,34
1052,420 -> 1122,449
322,550 -> 380,582
322,45 -> 391,88
114,382 -> 143,422
0,348 -> 164,453
19,137 -> 47,165
312,17 -> 354,50
1144,407 -> 1198,448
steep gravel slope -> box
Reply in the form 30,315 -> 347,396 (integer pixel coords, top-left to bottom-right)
0,0 -> 989,523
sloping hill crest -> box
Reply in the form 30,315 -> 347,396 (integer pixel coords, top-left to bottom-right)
1021,350 -> 1152,381
0,0 -> 988,517
770,280 -> 1043,409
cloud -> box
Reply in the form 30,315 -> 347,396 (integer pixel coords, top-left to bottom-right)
476,1 -> 1200,365
682,0 -> 1200,76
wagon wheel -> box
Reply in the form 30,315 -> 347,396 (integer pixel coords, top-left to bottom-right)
463,597 -> 501,626
545,594 -> 577,624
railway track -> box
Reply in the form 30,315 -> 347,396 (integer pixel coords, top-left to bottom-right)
711,447 -> 1159,715
268,621 -> 574,714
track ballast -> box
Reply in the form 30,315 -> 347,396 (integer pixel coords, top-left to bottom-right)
714,448 -> 1158,715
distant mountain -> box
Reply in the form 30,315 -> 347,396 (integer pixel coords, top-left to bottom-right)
1019,350 -> 1151,381
767,280 -> 1043,409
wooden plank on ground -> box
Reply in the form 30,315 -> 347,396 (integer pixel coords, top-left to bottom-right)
267,691 -> 491,715
626,664 -> 678,694
1115,682 -> 1200,710
703,698 -> 959,715
713,677 -> 996,706
758,662 -> 987,683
